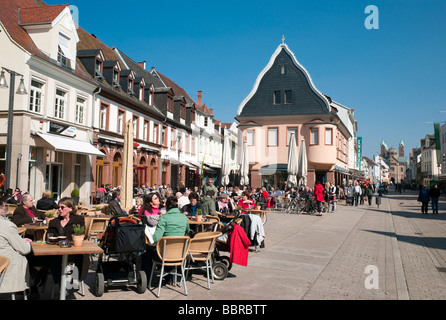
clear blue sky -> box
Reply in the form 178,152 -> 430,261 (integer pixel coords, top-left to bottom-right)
46,0 -> 446,159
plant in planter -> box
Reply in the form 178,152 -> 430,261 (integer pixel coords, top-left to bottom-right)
71,189 -> 80,205
196,208 -> 203,222
45,210 -> 56,224
72,224 -> 85,247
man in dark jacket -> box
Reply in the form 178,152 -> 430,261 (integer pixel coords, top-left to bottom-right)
12,194 -> 46,239
36,190 -> 58,211
429,184 -> 441,215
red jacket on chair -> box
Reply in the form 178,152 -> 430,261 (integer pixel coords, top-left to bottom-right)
228,224 -> 251,266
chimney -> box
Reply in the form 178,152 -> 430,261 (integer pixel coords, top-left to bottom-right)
138,61 -> 146,69
197,91 -> 202,107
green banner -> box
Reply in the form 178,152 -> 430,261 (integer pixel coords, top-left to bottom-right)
357,137 -> 362,171
434,123 -> 441,164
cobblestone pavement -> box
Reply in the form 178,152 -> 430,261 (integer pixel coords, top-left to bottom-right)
3,190 -> 446,301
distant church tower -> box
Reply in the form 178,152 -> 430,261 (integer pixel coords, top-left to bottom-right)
399,140 -> 405,158
380,140 -> 388,157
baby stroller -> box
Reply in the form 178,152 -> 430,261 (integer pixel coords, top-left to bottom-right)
210,211 -> 244,280
94,215 -> 147,297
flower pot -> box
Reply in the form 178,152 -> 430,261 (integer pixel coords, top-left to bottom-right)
72,234 -> 85,247
196,215 -> 203,222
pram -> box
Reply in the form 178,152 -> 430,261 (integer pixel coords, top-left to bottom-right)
94,215 -> 147,297
210,211 -> 245,280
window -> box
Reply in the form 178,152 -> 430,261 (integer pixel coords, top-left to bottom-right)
57,33 -> 72,67
112,70 -> 120,87
143,120 -> 148,141
310,128 -> 319,145
325,128 -> 333,145
281,65 -> 286,75
29,79 -> 44,113
247,130 -> 255,146
117,111 -> 124,134
153,124 -> 158,144
161,125 -> 166,145
100,104 -> 107,130
133,116 -> 138,139
274,91 -> 281,105
287,127 -> 298,145
76,97 -> 85,124
285,90 -> 292,104
268,128 -> 278,147
204,117 -> 208,127
54,89 -> 66,119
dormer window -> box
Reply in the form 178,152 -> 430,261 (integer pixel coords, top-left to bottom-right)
95,56 -> 104,79
128,77 -> 135,95
139,84 -> 144,101
113,69 -> 120,88
57,33 -> 73,68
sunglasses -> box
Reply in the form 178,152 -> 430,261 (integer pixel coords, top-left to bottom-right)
58,205 -> 68,210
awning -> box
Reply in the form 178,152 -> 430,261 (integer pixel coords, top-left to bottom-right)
259,163 -> 288,175
36,132 -> 105,156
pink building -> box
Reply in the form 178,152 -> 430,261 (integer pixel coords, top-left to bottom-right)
235,43 -> 354,189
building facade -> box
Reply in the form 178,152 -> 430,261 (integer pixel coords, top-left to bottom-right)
235,42 -> 355,189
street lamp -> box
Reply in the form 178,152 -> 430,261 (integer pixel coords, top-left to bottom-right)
0,67 -> 28,191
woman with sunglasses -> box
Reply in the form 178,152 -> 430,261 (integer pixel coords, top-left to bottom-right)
47,197 -> 89,289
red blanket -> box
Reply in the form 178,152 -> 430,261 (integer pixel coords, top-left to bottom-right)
228,224 -> 251,266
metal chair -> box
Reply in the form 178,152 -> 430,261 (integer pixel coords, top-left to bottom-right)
0,256 -> 27,300
184,232 -> 221,290
149,236 -> 190,298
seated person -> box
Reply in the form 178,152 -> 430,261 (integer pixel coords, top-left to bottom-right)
46,197 -> 89,288
0,199 -> 32,297
106,190 -> 127,216
36,190 -> 58,211
138,192 -> 164,227
200,190 -> 217,216
215,193 -> 235,214
141,196 -> 190,279
181,192 -> 204,218
129,197 -> 143,216
12,194 -> 46,239
236,190 -> 257,214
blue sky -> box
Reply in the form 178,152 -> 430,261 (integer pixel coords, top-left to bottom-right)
47,0 -> 446,159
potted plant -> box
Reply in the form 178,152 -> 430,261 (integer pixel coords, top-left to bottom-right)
196,208 -> 203,222
71,189 -> 80,205
72,224 -> 85,247
45,210 -> 57,224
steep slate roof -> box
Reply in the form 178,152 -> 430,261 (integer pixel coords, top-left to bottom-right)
237,43 -> 331,118
115,49 -> 163,90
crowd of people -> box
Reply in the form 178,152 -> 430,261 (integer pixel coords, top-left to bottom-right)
0,176 -> 443,300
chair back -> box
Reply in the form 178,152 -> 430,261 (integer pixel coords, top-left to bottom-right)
156,236 -> 190,264
6,204 -> 17,214
189,232 -> 222,257
34,229 -> 47,242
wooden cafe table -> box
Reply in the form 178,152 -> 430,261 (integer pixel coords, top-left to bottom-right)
31,240 -> 103,300
187,217 -> 215,232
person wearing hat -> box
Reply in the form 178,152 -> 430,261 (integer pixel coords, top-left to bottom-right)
216,192 -> 235,215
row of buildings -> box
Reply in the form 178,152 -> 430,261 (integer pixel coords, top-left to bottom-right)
1,0 -> 368,205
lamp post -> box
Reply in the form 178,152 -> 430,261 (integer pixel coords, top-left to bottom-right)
0,67 -> 28,191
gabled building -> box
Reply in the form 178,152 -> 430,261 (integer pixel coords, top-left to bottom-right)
235,42 -> 355,189
0,0 -> 101,203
